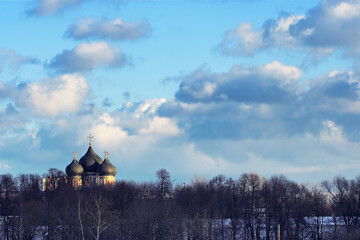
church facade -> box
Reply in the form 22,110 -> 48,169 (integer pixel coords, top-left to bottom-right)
65,135 -> 117,188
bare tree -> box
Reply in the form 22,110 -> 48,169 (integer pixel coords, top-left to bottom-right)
77,193 -> 85,240
0,174 -> 19,240
86,192 -> 112,240
309,185 -> 328,240
18,174 -> 44,240
156,169 -> 173,199
210,174 -> 227,240
323,176 -> 360,237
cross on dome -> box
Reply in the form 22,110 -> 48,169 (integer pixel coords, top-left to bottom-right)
104,150 -> 110,160
72,151 -> 78,160
87,134 -> 94,146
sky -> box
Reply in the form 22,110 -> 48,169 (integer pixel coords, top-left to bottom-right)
1,0 -> 360,184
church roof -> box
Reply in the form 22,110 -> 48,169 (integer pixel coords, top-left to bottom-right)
78,146 -> 103,172
66,135 -> 117,179
66,159 -> 84,176
97,158 -> 117,176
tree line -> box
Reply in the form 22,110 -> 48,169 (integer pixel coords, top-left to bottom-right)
1,169 -> 360,239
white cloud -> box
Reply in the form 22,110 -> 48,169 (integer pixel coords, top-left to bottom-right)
305,71 -> 360,114
29,0 -> 86,16
65,17 -> 151,41
67,98 -> 183,155
133,98 -> 166,118
330,1 -> 360,19
175,61 -> 301,104
139,116 -> 182,136
220,22 -> 265,56
48,42 -> 126,72
192,82 -> 217,99
0,48 -> 39,69
219,0 -> 360,58
275,15 -> 304,32
320,120 -> 344,143
28,0 -> 126,16
117,98 -> 182,138
90,123 -> 128,150
158,66 -> 360,152
16,74 -> 88,116
291,0 -> 360,57
218,15 -> 303,56
261,61 -> 302,85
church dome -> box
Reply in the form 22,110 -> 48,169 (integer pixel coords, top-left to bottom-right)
79,146 -> 103,172
98,158 -> 117,176
66,159 -> 84,176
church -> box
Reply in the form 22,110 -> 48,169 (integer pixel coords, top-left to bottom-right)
65,134 -> 117,187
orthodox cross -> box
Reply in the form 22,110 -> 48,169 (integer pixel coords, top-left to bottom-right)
72,151 -> 78,160
104,150 -> 110,160
87,134 -> 94,146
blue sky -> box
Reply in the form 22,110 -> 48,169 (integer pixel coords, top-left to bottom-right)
1,0 -> 360,183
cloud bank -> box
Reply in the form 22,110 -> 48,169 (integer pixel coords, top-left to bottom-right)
160,62 -> 360,143
1,62 -> 360,181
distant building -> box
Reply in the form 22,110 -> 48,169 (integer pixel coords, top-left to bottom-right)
41,176 -> 66,191
65,134 -> 117,188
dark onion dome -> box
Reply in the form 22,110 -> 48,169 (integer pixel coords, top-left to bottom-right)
66,159 -> 84,176
79,146 -> 103,172
98,158 -> 117,176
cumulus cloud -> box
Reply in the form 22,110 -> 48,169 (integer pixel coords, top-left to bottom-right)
161,61 -> 305,139
107,98 -> 182,139
290,0 -> 360,57
65,18 -> 151,41
48,42 -> 127,72
218,14 -> 304,56
15,74 -> 89,116
89,113 -> 128,149
70,98 -> 182,149
219,0 -> 360,58
218,22 -> 266,56
304,71 -> 360,114
175,61 -> 302,104
159,63 -> 360,143
138,116 -> 182,136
